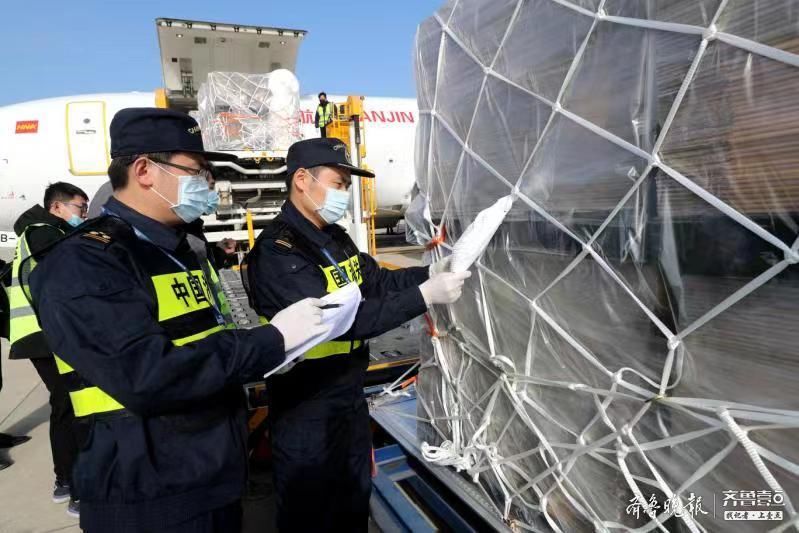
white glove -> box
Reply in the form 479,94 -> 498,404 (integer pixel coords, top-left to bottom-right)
419,271 -> 472,306
429,256 -> 453,277
270,298 -> 330,352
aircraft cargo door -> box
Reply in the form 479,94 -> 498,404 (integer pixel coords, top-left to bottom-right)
66,101 -> 110,175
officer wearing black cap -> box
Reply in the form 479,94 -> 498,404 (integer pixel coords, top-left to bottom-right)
24,108 -> 331,533
244,137 -> 470,531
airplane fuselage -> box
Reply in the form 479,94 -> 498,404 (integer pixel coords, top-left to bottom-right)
0,92 -> 418,247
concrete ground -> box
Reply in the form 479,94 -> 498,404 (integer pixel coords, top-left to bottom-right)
0,338 -> 79,533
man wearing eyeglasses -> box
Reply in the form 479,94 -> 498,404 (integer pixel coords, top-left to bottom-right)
88,168 -> 238,268
6,181 -> 89,516
22,108 -> 328,533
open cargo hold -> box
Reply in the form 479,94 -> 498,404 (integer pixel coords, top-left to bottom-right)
411,1 -> 799,531
155,18 -> 305,116
155,19 -> 308,237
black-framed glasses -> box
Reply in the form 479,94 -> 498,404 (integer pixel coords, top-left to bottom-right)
65,202 -> 88,214
148,158 -> 214,181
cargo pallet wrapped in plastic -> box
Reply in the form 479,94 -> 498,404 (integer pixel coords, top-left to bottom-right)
411,1 -> 799,531
196,70 -> 302,152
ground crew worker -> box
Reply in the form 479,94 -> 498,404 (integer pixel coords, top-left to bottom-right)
315,92 -> 336,138
246,137 -> 470,532
8,182 -> 91,516
0,264 -> 32,471
26,108 -> 330,533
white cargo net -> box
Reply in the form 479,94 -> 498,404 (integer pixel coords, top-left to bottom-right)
197,70 -> 302,152
385,1 -> 799,531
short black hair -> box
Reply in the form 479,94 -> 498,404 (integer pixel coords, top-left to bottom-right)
107,152 -> 173,191
285,166 -> 322,194
318,92 -> 327,98
44,182 -> 88,211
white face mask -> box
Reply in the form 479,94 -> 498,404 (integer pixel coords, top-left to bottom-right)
304,173 -> 351,225
149,162 -> 211,223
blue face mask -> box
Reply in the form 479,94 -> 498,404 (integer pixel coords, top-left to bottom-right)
305,175 -> 351,225
204,189 -> 220,215
151,162 -> 211,223
67,214 -> 83,228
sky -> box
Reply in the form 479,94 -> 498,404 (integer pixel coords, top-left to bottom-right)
0,0 -> 441,107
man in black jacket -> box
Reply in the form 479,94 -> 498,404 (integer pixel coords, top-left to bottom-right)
247,138 -> 470,531
28,108 -> 330,533
9,182 -> 89,514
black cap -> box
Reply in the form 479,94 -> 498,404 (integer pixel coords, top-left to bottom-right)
110,108 -> 237,162
286,138 -> 375,178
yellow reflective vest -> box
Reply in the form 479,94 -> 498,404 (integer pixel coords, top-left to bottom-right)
19,221 -> 235,418
6,223 -> 63,359
317,102 -> 335,127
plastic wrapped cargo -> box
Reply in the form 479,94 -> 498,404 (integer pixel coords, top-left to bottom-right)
411,1 -> 799,531
196,69 -> 302,152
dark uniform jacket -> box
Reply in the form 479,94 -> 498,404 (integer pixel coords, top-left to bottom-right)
29,196 -> 286,532
249,200 -> 430,414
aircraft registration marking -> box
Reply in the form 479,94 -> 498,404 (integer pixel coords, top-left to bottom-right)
0,231 -> 18,248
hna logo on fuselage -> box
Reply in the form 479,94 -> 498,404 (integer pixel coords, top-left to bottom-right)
15,120 -> 39,134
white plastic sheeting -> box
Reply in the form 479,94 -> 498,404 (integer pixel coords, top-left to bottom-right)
196,69 -> 302,152
409,1 -> 799,531
451,195 -> 515,273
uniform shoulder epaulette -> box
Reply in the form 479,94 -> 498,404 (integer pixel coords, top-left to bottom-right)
272,224 -> 297,251
81,230 -> 113,245
256,216 -> 296,252
269,226 -> 298,254
274,237 -> 294,251
74,215 -> 134,249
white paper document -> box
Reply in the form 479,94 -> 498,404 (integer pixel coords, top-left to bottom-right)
264,282 -> 362,378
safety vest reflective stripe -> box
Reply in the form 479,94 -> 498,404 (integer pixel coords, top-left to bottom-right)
55,355 -> 74,374
56,353 -> 124,417
49,252 -> 234,418
258,315 -> 363,359
54,317 -> 225,416
69,387 -> 125,418
8,304 -> 36,319
318,103 -> 333,125
305,340 -> 363,360
9,315 -> 40,345
173,324 -> 226,346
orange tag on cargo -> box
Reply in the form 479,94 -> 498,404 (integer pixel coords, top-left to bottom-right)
15,120 -> 39,134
